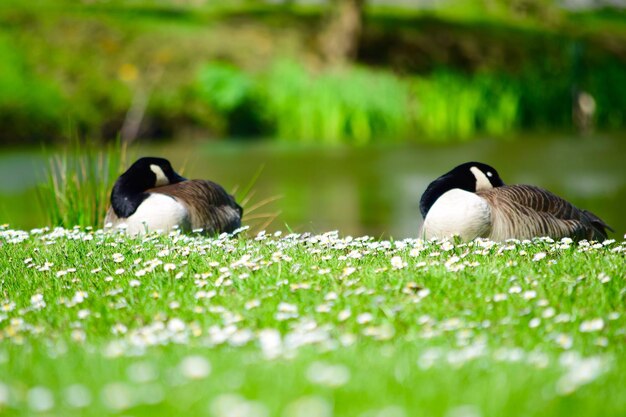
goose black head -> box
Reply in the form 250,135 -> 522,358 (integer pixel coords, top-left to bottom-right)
419,162 -> 505,217
110,157 -> 187,218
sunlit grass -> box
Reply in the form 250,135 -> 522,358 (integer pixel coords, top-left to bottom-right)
1,227 -> 624,416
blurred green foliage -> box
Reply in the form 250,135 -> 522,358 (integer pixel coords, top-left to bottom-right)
196,63 -> 266,136
0,2 -> 625,144
197,63 -> 254,113
0,33 -> 66,141
586,59 -> 626,129
261,61 -> 408,144
411,72 -> 519,140
195,59 -> 626,143
195,62 -> 522,143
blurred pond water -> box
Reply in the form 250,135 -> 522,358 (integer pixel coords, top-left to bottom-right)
1,134 -> 625,238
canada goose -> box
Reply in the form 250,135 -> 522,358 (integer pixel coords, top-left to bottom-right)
419,162 -> 612,241
104,157 -> 242,236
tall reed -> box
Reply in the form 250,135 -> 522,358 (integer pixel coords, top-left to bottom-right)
230,166 -> 281,235
37,139 -> 128,228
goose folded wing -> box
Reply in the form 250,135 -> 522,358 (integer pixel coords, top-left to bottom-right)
148,180 -> 242,234
477,185 -> 608,241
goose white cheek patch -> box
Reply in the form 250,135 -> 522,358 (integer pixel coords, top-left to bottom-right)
470,166 -> 493,191
150,164 -> 169,187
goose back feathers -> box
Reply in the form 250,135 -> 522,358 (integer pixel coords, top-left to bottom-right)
477,184 -> 610,241
145,180 -> 242,234
104,157 -> 242,235
420,162 -> 612,241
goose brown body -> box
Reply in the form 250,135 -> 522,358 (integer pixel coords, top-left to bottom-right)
477,184 -> 610,241
145,180 -> 242,234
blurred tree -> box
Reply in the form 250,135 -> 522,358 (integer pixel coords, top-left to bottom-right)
319,0 -> 366,66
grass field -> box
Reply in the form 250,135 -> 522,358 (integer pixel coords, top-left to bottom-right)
1,226 -> 625,416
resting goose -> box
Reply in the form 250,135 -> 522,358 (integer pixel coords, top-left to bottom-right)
419,162 -> 611,241
104,157 -> 242,235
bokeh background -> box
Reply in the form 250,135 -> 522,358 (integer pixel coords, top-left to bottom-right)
1,0 -> 625,237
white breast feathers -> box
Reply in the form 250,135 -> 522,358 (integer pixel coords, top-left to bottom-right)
117,193 -> 189,235
421,189 -> 491,241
